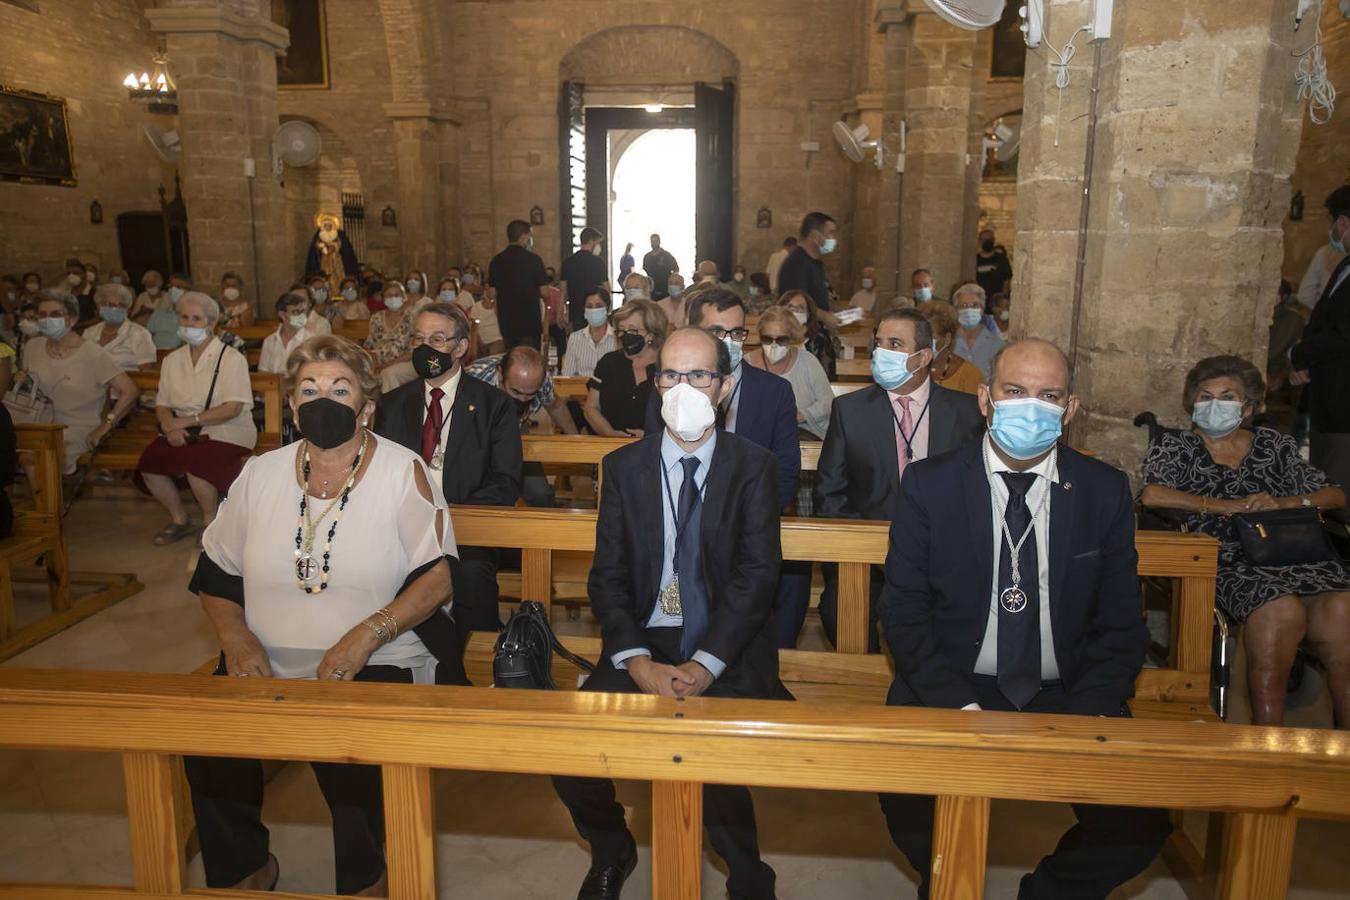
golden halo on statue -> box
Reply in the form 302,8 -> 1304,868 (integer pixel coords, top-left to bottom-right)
315,211 -> 341,233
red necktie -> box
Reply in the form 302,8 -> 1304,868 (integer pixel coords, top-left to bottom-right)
895,395 -> 913,482
421,387 -> 445,463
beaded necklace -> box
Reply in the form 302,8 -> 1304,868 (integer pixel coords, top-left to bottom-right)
294,430 -> 368,593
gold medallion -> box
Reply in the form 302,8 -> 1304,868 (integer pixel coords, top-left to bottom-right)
659,578 -> 682,616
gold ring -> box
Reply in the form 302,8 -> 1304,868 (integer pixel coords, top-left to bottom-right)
329,670 -> 346,680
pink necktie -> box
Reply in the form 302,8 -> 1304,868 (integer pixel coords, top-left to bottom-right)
895,395 -> 914,482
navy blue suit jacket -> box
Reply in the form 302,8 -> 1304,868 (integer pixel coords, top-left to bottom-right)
877,440 -> 1147,716
645,363 -> 801,509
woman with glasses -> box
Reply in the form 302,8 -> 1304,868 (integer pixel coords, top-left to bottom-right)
778,290 -> 837,380
745,305 -> 833,440
583,298 -> 668,437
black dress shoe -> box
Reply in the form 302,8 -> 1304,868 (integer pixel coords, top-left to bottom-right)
576,846 -> 638,900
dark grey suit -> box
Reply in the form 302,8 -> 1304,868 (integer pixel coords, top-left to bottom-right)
812,380 -> 984,649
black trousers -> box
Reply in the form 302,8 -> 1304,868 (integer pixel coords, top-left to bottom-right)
184,664 -> 413,894
451,546 -> 503,632
879,678 -> 1172,900
551,627 -> 778,900
818,563 -> 886,652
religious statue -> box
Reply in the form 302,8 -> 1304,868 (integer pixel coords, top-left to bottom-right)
304,212 -> 359,293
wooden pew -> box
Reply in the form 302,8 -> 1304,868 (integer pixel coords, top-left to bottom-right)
1,667 -> 1344,900
449,505 -> 1220,717
1,425 -> 142,661
235,319 -> 370,344
87,370 -> 285,471
555,376 -> 863,403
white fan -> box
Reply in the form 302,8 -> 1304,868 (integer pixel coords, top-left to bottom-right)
990,120 -> 1021,162
142,124 -> 181,163
922,0 -> 1007,30
832,121 -> 886,171
272,120 -> 322,176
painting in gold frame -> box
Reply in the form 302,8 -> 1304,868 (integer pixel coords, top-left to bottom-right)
0,85 -> 77,186
272,0 -> 330,90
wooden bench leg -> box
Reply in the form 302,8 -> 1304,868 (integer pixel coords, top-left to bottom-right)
652,780 -> 701,900
522,547 -> 553,616
1216,809 -> 1295,900
383,764 -> 436,900
836,562 -> 871,654
45,539 -> 71,613
0,559 -> 13,641
930,795 -> 989,900
123,751 -> 185,894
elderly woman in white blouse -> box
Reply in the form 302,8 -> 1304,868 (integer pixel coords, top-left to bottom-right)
21,291 -> 140,473
184,334 -> 461,896
84,283 -> 157,370
135,292 -> 256,545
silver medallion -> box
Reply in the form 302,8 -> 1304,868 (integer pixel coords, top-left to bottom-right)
1000,586 -> 1028,614
296,554 -> 318,584
659,577 -> 682,616
429,449 -> 444,471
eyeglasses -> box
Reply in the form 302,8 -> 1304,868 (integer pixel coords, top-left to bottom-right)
759,335 -> 794,347
411,332 -> 464,349
655,369 -> 720,389
705,326 -> 749,343
615,327 -> 648,337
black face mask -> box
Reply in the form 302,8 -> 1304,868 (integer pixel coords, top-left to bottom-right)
620,332 -> 647,356
297,397 -> 358,450
513,398 -> 532,420
412,343 -> 459,380
981,239 -> 995,253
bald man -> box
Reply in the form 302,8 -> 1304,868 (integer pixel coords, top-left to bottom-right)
695,259 -> 720,284
875,339 -> 1170,899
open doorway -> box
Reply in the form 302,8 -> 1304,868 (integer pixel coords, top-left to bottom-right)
610,129 -> 696,295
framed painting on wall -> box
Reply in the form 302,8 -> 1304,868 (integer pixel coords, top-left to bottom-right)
271,0 -> 330,89
0,85 -> 76,186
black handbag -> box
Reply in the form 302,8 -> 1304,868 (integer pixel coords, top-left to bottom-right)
182,344 -> 226,444
1232,508 -> 1338,567
492,600 -> 595,689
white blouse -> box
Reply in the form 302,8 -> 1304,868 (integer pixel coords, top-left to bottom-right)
82,320 -> 157,370
157,337 -> 257,450
21,337 -> 124,473
202,435 -> 458,682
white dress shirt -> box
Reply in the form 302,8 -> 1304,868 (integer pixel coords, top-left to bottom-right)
423,368 -> 462,469
973,435 -> 1061,681
82,319 -> 157,369
889,374 -> 931,465
611,430 -> 726,678
1297,244 -> 1347,309
724,362 -> 744,432
561,324 -> 616,377
258,325 -> 314,374
157,338 -> 256,450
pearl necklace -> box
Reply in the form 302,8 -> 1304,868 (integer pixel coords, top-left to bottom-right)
294,431 -> 367,593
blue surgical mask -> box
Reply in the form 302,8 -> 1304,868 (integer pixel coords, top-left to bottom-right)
914,286 -> 933,303
342,287 -> 358,302
668,284 -> 683,297
168,286 -> 185,304
462,274 -> 477,286
405,279 -> 421,294
438,290 -> 456,303
1332,221 -> 1347,255
288,313 -> 309,330
871,346 -> 917,391
1192,399 -> 1245,439
178,325 -> 210,347
526,236 -> 535,251
584,307 -> 608,327
624,287 -> 643,301
957,307 -> 983,329
37,317 -> 68,340
989,398 -> 1065,460
821,237 -> 838,255
99,306 -> 127,325
722,335 -> 743,369
311,288 -> 328,303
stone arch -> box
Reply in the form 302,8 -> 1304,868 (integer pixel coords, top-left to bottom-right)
559,25 -> 739,85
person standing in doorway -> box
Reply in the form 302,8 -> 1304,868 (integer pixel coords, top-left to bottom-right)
618,242 -> 636,286
561,226 -> 610,331
974,228 -> 1013,300
487,219 -> 551,350
642,233 -> 678,301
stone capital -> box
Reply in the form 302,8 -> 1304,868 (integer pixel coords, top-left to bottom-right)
846,92 -> 885,116
875,0 -> 937,30
146,7 -> 290,52
382,101 -> 459,125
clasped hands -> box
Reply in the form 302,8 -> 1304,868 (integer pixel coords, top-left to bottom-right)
627,655 -> 714,698
1224,491 -> 1296,513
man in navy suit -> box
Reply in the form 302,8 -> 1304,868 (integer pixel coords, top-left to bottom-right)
556,327 -> 788,900
876,339 -> 1171,899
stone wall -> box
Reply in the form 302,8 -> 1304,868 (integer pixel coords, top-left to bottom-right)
0,0 -> 176,282
1282,4 -> 1350,287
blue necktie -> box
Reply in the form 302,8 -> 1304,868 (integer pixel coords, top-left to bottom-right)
675,456 -> 708,661
997,472 -> 1041,709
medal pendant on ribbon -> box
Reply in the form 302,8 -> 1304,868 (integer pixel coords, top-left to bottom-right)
659,577 -> 682,616
429,449 -> 444,471
296,554 -> 318,585
1000,585 -> 1028,613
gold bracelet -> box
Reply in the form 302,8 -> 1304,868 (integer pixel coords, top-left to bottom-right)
372,607 -> 399,639
1200,496 -> 1209,515
362,618 -> 393,645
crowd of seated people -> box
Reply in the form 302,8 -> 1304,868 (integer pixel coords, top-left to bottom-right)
3,192 -> 1349,899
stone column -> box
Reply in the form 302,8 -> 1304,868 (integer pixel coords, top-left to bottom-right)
147,0 -> 290,312
960,29 -> 993,282
383,103 -> 455,277
1013,0 -> 1305,471
897,0 -> 980,296
872,2 -> 908,310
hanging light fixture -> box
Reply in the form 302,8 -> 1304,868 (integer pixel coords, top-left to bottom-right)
123,49 -> 178,115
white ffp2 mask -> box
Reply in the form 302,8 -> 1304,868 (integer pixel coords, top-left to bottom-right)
661,382 -> 717,442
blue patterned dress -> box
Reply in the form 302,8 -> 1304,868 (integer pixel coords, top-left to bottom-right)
1140,427 -> 1350,621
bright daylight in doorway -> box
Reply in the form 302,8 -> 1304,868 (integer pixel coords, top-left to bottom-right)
609,128 -> 696,290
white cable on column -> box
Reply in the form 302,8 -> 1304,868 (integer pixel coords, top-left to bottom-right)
1294,12 -> 1337,125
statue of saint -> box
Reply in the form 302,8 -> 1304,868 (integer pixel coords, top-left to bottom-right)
304,212 -> 359,292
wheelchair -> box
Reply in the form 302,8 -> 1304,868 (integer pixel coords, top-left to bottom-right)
1132,411 -> 1347,721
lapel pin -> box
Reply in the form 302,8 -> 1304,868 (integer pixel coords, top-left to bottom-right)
468,404 -> 476,412
1062,481 -> 1072,491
